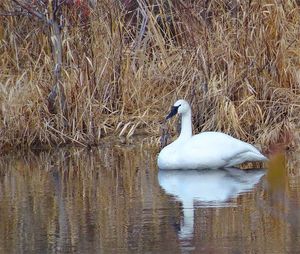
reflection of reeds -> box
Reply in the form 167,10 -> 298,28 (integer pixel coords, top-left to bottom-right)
0,1 -> 300,150
0,146 -> 300,253
0,145 -> 180,252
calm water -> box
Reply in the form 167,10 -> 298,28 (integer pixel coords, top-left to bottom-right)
0,143 -> 300,254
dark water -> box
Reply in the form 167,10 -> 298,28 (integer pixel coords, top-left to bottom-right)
0,143 -> 299,253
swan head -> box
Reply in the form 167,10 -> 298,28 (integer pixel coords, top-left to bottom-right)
166,99 -> 191,120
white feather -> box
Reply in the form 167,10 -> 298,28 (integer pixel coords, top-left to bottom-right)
158,99 -> 267,170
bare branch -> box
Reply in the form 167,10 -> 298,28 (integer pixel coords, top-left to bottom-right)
11,0 -> 51,25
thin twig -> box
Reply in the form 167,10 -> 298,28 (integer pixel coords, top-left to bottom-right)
0,11 -> 28,16
46,124 -> 87,147
11,0 -> 52,25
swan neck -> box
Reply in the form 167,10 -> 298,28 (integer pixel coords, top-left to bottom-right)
179,111 -> 192,140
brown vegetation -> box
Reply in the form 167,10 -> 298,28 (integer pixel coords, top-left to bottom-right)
0,0 -> 300,152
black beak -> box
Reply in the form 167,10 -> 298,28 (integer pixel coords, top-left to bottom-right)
166,106 -> 179,120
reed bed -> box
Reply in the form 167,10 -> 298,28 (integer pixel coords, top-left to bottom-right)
0,0 -> 300,152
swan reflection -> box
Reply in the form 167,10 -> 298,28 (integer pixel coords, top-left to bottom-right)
158,168 -> 265,239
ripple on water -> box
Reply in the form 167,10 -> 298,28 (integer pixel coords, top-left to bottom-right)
0,146 -> 299,253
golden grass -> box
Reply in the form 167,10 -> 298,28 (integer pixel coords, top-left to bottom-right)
0,0 -> 300,152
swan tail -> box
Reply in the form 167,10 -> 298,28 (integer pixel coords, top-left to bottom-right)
247,144 -> 268,162
243,151 -> 268,162
225,151 -> 268,167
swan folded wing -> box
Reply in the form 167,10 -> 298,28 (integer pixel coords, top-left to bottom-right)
181,147 -> 227,169
182,132 -> 266,168
221,150 -> 264,167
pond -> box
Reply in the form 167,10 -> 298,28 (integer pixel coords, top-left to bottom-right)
0,142 -> 299,253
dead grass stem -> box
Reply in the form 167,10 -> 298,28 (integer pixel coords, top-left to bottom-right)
0,0 -> 300,153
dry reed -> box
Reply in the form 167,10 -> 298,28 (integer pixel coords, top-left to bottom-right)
0,0 -> 300,152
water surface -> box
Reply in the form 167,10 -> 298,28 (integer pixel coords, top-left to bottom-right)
0,143 -> 299,253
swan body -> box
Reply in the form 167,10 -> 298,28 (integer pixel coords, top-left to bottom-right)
157,99 -> 267,170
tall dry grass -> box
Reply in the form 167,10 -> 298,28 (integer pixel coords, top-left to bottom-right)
0,0 -> 300,152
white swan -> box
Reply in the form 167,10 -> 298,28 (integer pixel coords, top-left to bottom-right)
157,99 -> 267,170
